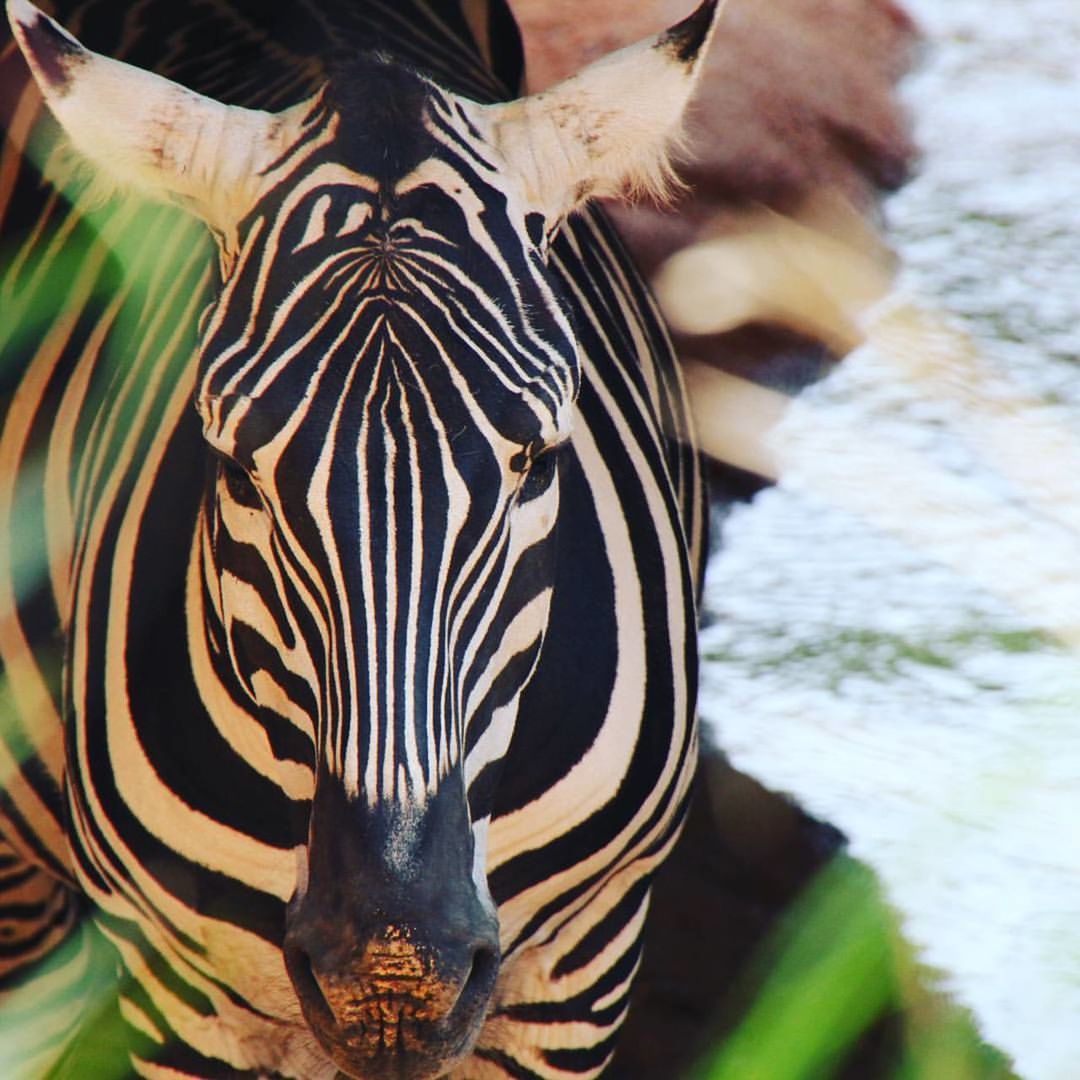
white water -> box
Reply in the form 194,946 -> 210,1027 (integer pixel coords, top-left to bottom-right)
698,3 -> 1080,1076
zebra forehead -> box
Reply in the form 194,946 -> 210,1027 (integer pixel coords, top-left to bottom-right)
324,55 -> 452,181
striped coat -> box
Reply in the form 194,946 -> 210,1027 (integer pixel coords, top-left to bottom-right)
0,1 -> 710,1075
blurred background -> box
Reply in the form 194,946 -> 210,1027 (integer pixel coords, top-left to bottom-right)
600,1 -> 1080,1077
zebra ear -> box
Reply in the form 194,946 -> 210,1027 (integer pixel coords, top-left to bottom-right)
5,0 -> 305,234
471,0 -> 720,222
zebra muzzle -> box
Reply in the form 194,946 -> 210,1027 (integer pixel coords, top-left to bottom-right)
284,779 -> 500,1077
285,922 -> 499,1078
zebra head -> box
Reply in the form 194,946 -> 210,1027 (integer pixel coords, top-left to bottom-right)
8,0 -> 717,1075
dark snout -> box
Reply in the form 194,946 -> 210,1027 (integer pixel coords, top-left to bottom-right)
284,778 -> 499,1079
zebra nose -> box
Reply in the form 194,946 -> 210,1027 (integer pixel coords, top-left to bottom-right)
288,775 -> 500,1073
283,916 -> 500,1078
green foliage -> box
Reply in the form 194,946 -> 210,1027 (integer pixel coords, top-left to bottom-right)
691,856 -> 1013,1080
0,920 -> 125,1080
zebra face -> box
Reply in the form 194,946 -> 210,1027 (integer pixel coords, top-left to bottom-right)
193,62 -> 581,1076
9,0 -> 718,1072
195,59 -> 580,793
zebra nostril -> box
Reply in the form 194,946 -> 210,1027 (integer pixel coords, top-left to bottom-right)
283,941 -> 335,1027
451,943 -> 499,1022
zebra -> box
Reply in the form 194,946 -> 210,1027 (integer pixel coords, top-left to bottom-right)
0,0 -> 714,1075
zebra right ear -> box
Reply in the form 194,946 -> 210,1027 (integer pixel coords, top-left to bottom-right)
5,0 -> 308,236
469,1 -> 720,222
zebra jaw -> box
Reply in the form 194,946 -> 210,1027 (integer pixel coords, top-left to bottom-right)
7,0 -> 722,235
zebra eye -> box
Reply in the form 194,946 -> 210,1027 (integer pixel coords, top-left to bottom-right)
213,451 -> 263,509
517,444 -> 560,504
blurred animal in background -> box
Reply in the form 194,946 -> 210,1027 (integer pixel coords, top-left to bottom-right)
515,0 -> 920,498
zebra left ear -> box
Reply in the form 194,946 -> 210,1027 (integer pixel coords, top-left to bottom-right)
470,0 -> 720,222
6,0 -> 307,235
